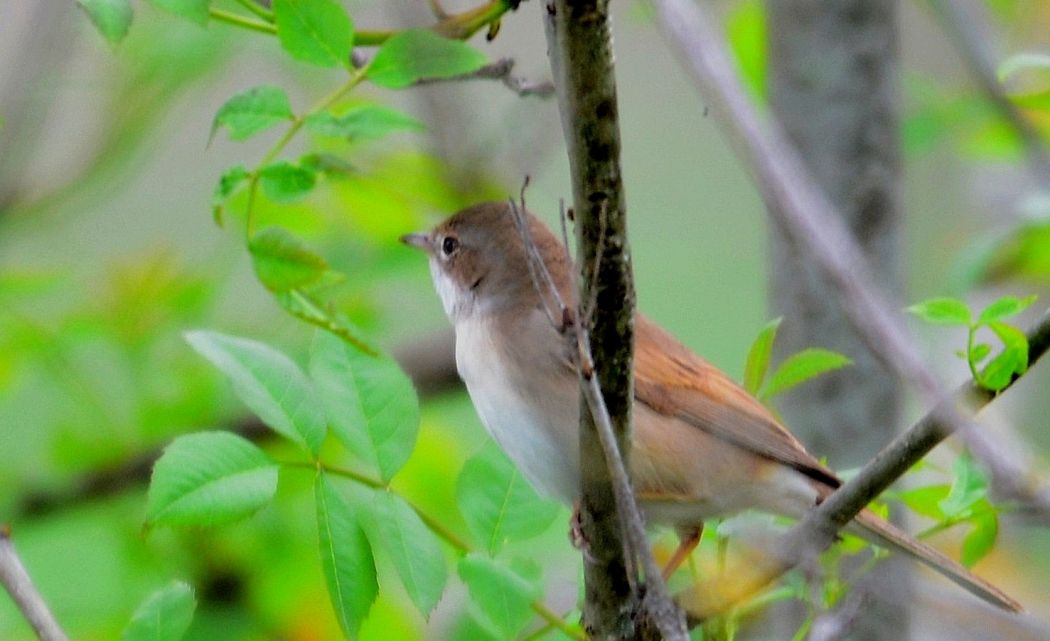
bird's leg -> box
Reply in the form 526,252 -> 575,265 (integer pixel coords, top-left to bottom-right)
662,524 -> 703,580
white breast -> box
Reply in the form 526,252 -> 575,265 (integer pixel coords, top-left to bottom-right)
454,315 -> 579,504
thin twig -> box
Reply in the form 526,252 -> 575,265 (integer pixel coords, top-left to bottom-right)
415,58 -> 556,98
0,527 -> 70,641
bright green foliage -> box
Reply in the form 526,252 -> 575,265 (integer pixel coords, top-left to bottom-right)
146,0 -> 209,25
367,492 -> 448,617
368,30 -> 488,89
458,554 -> 539,639
211,85 -> 294,142
300,152 -> 356,178
978,294 -> 1038,324
962,510 -> 998,568
185,330 -> 327,454
122,581 -> 196,641
273,0 -> 354,68
907,297 -> 972,326
309,330 -> 419,482
743,316 -> 781,394
259,161 -> 317,202
305,105 -> 425,141
758,348 -> 851,401
212,164 -> 249,222
275,289 -> 377,355
940,451 -> 989,517
980,320 -> 1029,390
146,432 -> 278,526
249,226 -> 329,293
316,472 -> 379,638
78,0 -> 133,45
455,444 -> 559,555
725,0 -> 766,100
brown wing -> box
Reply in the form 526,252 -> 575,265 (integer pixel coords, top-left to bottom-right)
634,315 -> 840,488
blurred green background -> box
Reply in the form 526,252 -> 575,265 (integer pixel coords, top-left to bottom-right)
1,0 -> 1049,639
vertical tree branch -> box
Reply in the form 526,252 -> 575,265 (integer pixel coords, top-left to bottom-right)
0,527 -> 70,641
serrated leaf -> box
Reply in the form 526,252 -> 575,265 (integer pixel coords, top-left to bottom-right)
961,509 -> 998,568
147,432 -> 278,527
249,226 -> 328,293
259,161 -> 316,202
979,321 -> 1029,391
122,581 -> 196,641
907,297 -> 972,326
758,348 -> 851,400
368,30 -> 487,89
367,492 -> 447,617
316,472 -> 378,637
185,331 -> 326,454
938,451 -> 988,518
78,0 -> 133,45
458,554 -> 538,639
456,444 -> 560,555
310,330 -> 418,482
211,86 -> 294,142
146,0 -> 209,24
305,105 -> 425,141
743,317 -> 781,394
977,294 -> 1037,324
273,0 -> 353,68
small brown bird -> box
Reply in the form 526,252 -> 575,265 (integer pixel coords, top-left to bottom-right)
401,201 -> 1021,613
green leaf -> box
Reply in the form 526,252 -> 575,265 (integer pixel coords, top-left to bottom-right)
147,432 -> 278,527
211,86 -> 294,142
979,321 -> 1029,391
305,105 -> 425,141
213,165 -> 249,205
146,0 -> 209,24
961,509 -> 998,568
895,484 -> 950,520
938,451 -> 988,518
758,348 -> 851,400
725,0 -> 766,100
743,317 -> 781,394
122,581 -> 196,641
316,472 -> 378,637
456,444 -> 560,555
185,331 -> 327,454
274,289 -> 377,355
368,30 -> 487,89
259,161 -> 317,202
273,0 -> 353,68
458,554 -> 538,639
300,153 -> 355,178
907,297 -> 972,326
78,0 -> 133,45
969,342 -> 992,363
249,226 -> 328,293
367,492 -> 447,617
310,330 -> 418,482
977,294 -> 1037,324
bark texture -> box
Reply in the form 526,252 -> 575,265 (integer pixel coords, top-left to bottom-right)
766,2 -> 908,639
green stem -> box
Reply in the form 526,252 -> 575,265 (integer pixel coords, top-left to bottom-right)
208,7 -> 277,34
966,325 -> 982,385
282,460 -> 585,641
233,0 -> 274,22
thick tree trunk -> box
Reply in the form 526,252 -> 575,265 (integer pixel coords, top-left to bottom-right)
767,1 -> 909,639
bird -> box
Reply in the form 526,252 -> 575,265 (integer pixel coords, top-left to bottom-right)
400,200 -> 1021,614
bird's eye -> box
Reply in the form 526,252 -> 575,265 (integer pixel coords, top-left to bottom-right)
442,236 -> 459,256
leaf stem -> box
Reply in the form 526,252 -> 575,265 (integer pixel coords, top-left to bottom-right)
966,324 -> 982,385
208,7 -> 277,35
232,0 -> 274,22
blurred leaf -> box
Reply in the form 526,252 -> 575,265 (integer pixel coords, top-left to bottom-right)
758,348 -> 851,400
212,164 -> 250,224
961,509 -> 998,568
146,0 -> 208,24
305,105 -> 425,141
273,0 -> 353,68
368,492 -> 447,617
249,226 -> 329,293
979,321 -> 1029,391
309,329 -> 419,482
743,316 -> 781,394
458,554 -> 538,639
147,432 -> 278,527
300,152 -> 356,178
907,297 -> 972,326
969,342 -> 992,363
368,30 -> 487,89
259,161 -> 317,202
895,484 -> 950,520
456,444 -> 560,555
211,85 -> 294,142
185,330 -> 327,454
78,0 -> 133,45
939,451 -> 988,518
123,581 -> 196,641
316,472 -> 379,637
725,0 -> 766,100
977,294 -> 1037,324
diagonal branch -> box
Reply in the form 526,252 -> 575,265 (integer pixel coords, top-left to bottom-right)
0,527 -> 70,641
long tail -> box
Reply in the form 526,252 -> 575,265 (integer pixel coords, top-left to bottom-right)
849,509 -> 1022,612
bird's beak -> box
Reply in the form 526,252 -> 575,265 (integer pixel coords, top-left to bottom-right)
400,232 -> 430,252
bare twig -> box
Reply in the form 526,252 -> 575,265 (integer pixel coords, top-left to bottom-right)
0,528 -> 70,641
414,58 -> 556,98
